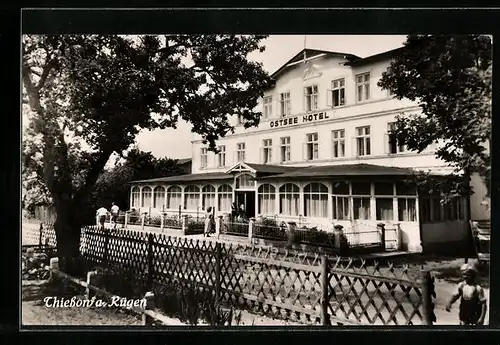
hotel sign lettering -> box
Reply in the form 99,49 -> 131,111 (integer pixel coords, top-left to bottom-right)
269,111 -> 331,128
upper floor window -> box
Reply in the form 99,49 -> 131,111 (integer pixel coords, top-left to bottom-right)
280,136 -> 291,163
356,72 -> 370,102
331,78 -> 346,107
332,129 -> 345,158
236,142 -> 246,162
387,122 -> 406,154
355,126 -> 371,156
200,148 -> 208,169
262,139 -> 272,164
263,96 -> 273,119
280,91 -> 291,117
217,145 -> 226,167
304,85 -> 319,112
305,132 -> 319,161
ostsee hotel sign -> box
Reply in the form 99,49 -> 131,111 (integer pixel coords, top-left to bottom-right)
269,111 -> 331,128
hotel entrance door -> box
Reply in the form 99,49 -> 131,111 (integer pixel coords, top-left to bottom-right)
235,191 -> 255,218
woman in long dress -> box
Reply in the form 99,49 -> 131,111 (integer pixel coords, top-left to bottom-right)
204,206 -> 214,237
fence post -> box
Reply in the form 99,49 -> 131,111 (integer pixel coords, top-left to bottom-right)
39,223 -> 43,249
421,270 -> 435,325
182,215 -> 188,234
248,218 -> 255,244
321,255 -> 330,325
377,223 -> 386,252
86,271 -> 97,300
215,241 -> 221,302
142,291 -> 155,326
124,212 -> 129,229
160,213 -> 165,231
147,233 -> 154,290
141,213 -> 145,230
178,205 -> 181,218
49,257 -> 59,281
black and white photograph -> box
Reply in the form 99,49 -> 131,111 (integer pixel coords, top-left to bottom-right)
21,28 -> 492,327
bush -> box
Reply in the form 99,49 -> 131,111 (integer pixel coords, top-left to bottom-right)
254,218 -> 287,241
294,226 -> 336,247
153,281 -> 235,326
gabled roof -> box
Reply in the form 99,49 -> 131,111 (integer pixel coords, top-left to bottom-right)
270,48 -> 361,79
344,46 -> 405,67
260,163 -> 415,180
225,162 -> 305,175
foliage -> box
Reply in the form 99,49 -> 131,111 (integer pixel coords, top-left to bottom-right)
378,35 -> 492,200
254,217 -> 287,241
164,216 -> 182,229
22,34 -> 271,270
154,281 -> 236,326
293,226 -> 337,247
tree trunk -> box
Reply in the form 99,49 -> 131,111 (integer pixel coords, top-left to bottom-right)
54,197 -> 85,277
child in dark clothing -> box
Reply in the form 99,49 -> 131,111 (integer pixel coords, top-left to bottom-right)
445,263 -> 487,325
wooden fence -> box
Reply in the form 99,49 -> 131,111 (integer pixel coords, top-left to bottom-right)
76,225 -> 435,326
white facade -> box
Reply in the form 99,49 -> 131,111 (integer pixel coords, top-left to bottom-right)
131,48 -> 488,253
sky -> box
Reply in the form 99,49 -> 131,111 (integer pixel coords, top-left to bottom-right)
136,35 -> 407,159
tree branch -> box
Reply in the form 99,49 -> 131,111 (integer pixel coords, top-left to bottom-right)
36,58 -> 58,90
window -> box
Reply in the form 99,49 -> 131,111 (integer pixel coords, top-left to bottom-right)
279,183 -> 300,216
167,186 -> 182,209
262,139 -> 272,164
331,78 -> 346,107
443,198 -> 464,221
355,126 -> 371,156
263,96 -> 273,119
217,145 -> 226,167
236,143 -> 245,162
304,85 -> 319,112
280,91 -> 291,117
280,137 -> 291,162
356,72 -> 370,102
236,174 -> 255,189
398,198 -> 417,222
304,183 -> 328,218
333,196 -> 350,220
352,181 -> 370,220
184,185 -> 200,210
141,186 -> 152,208
376,198 -> 393,221
387,122 -> 406,154
306,132 -> 319,160
333,181 -> 350,220
258,184 -> 276,214
131,187 -> 140,208
200,148 -> 208,169
202,185 -> 216,210
332,129 -> 345,158
153,186 -> 166,209
218,184 -> 233,212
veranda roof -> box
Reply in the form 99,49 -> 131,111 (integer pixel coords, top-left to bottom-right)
259,163 -> 415,180
130,172 -> 233,184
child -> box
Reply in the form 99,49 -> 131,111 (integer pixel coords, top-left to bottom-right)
445,263 -> 487,325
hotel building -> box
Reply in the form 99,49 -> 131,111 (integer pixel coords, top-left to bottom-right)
130,47 -> 489,253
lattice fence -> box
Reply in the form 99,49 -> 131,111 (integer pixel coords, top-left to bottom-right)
221,220 -> 249,237
77,226 -> 435,326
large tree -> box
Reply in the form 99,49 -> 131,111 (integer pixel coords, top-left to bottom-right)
378,35 -> 492,202
22,34 -> 272,273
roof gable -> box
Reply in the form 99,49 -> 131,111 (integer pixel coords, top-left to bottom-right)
270,48 -> 360,79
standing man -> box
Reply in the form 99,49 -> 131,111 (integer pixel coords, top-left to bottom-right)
110,202 -> 120,230
96,206 -> 109,229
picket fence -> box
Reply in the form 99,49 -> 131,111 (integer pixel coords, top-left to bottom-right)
22,223 -> 436,326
